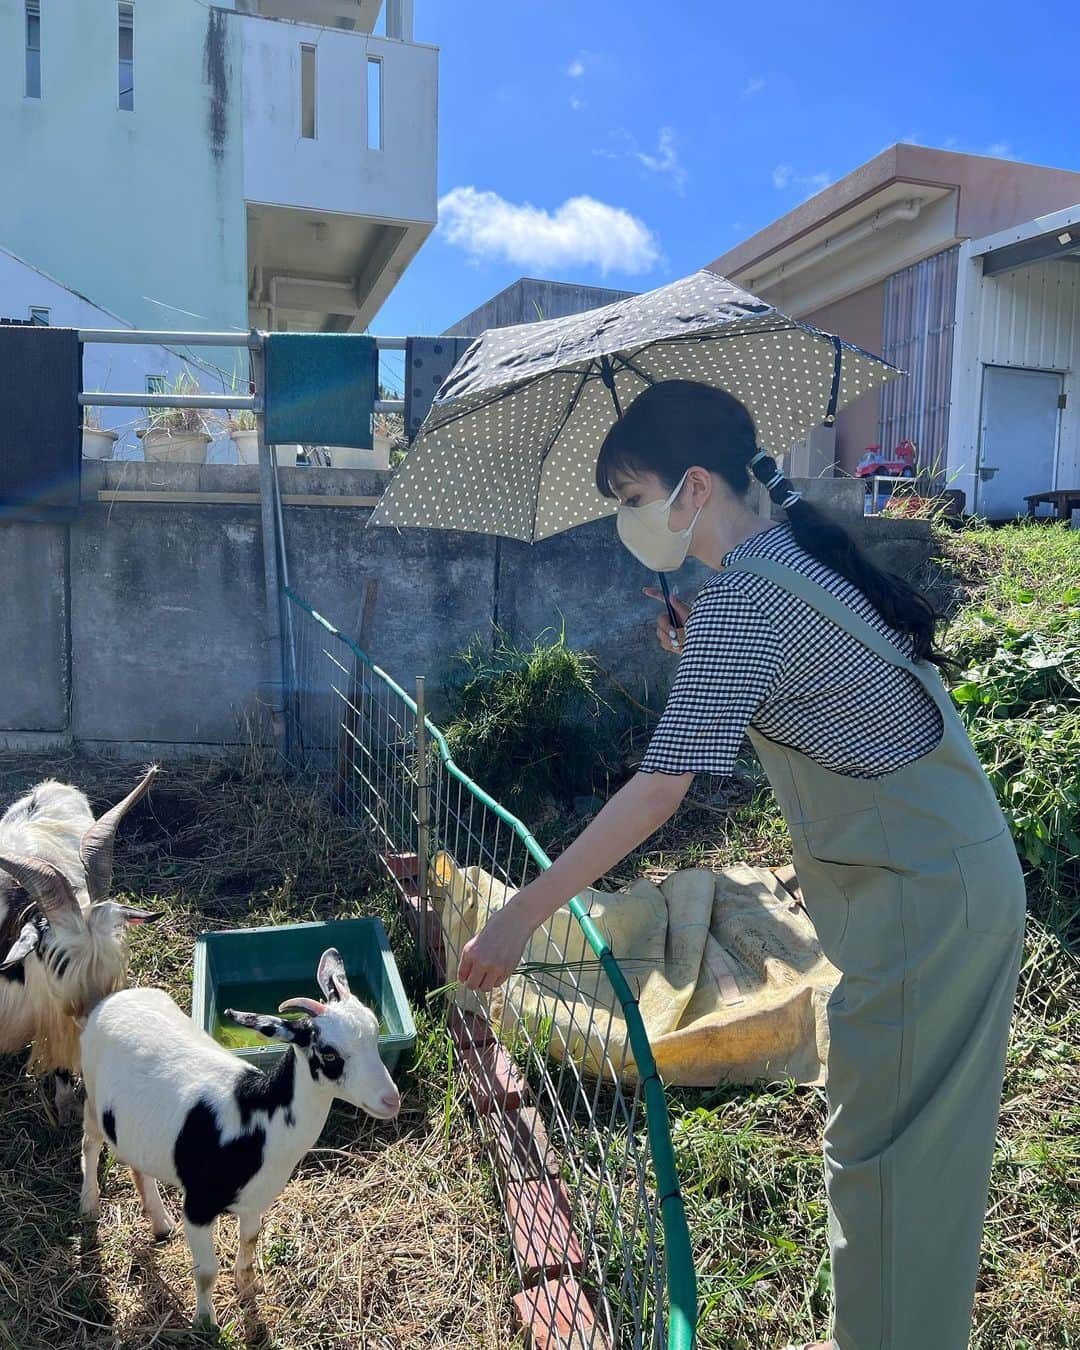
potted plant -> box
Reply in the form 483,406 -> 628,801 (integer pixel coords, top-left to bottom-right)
137,373 -> 217,463
81,405 -> 119,460
226,407 -> 260,465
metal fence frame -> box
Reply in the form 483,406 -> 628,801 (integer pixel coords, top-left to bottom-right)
282,587 -> 697,1349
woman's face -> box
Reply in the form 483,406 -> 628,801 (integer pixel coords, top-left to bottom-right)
611,468 -> 710,532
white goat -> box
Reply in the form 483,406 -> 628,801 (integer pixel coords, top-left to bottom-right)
0,768 -> 160,1118
79,947 -> 401,1327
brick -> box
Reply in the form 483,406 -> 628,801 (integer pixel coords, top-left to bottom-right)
491,1106 -> 560,1185
460,1036 -> 528,1115
384,852 -> 420,884
512,1274 -> 608,1350
505,1177 -> 584,1284
448,1006 -> 496,1050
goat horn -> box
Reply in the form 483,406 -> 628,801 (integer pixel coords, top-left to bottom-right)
278,997 -> 326,1017
0,854 -> 80,917
80,765 -> 158,904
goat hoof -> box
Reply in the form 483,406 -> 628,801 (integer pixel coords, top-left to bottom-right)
58,1100 -> 82,1128
152,1224 -> 175,1244
191,1312 -> 218,1332
80,1198 -> 101,1221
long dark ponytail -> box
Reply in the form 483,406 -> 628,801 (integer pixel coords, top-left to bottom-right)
597,380 -> 949,668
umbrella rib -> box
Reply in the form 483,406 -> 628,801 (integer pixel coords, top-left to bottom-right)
419,361 -> 595,438
530,360 -> 596,540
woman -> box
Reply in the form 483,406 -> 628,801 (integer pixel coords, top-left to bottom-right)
458,380 -> 1026,1350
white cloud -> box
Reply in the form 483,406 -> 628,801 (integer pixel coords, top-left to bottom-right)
743,77 -> 766,96
634,127 -> 688,193
773,164 -> 830,197
566,58 -> 586,78
438,187 -> 661,276
984,141 -> 1013,158
569,95 -> 587,112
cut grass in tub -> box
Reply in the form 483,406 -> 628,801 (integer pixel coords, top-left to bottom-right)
0,753 -> 515,1349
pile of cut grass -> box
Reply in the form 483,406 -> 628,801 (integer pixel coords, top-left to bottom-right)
0,751 -> 515,1349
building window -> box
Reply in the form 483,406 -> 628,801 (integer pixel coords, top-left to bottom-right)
25,1 -> 41,99
118,3 -> 134,112
367,57 -> 382,150
300,44 -> 316,139
28,306 -> 50,325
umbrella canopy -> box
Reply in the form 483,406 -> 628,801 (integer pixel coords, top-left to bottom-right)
370,270 -> 901,543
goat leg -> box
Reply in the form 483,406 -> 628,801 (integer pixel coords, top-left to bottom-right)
132,1169 -> 175,1242
234,1208 -> 264,1299
184,1215 -> 220,1328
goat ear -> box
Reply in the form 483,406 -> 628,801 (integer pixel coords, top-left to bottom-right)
1,921 -> 42,969
316,947 -> 351,1003
223,1008 -> 311,1046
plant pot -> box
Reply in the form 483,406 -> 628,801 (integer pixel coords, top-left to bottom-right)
273,443 -> 299,467
139,428 -> 211,464
330,435 -> 391,471
82,427 -> 119,460
231,429 -> 259,464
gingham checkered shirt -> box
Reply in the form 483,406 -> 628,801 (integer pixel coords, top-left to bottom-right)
639,524 -> 943,780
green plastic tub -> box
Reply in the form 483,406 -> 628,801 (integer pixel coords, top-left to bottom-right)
192,916 -> 416,1075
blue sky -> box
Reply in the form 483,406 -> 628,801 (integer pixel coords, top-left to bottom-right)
374,0 -> 1080,355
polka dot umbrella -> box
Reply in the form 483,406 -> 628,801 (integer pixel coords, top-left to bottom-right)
369,267 -> 902,554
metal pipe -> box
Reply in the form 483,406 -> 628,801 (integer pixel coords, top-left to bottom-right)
414,675 -> 430,950
80,392 -> 257,410
375,398 -> 405,413
251,340 -> 287,751
77,328 -> 261,347
750,199 -> 924,293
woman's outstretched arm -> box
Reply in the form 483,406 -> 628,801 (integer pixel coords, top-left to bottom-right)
458,769 -> 693,992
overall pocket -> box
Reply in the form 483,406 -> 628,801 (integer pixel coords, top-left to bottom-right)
955,827 -> 1027,935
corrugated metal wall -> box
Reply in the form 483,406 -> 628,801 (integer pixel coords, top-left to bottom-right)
879,246 -> 959,472
974,259 -> 1080,370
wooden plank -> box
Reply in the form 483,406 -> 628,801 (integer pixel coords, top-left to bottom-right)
504,1177 -> 584,1284
96,490 -> 381,507
512,1274 -> 607,1350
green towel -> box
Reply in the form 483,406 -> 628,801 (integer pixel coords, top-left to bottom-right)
264,333 -> 378,448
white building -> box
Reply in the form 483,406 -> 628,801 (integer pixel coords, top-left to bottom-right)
710,145 -> 1080,519
0,0 -> 437,451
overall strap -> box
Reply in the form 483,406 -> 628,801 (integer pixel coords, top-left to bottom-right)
723,556 -> 953,713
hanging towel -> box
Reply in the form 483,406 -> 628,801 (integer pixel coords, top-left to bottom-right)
264,333 -> 378,448
0,324 -> 82,515
404,336 -> 473,441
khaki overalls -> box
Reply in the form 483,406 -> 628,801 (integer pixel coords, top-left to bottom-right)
726,558 -> 1027,1350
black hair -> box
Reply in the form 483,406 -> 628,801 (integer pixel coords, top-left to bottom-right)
597,380 -> 948,668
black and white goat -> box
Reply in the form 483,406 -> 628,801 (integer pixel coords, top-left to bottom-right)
79,947 -> 401,1327
0,768 -> 160,1118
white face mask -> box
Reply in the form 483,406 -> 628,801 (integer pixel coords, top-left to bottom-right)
616,471 -> 703,573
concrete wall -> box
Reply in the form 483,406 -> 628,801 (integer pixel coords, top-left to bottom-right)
445,280 -> 638,338
240,15 -> 437,223
0,0 -> 247,339
0,463 -> 932,756
803,282 -> 886,473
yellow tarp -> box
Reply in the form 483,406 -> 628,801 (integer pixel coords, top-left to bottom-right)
429,852 -> 839,1087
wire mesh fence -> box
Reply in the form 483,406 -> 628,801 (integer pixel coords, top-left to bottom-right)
282,588 -> 696,1350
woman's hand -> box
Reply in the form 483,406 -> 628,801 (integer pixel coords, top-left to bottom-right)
644,587 -> 690,654
458,900 -> 533,994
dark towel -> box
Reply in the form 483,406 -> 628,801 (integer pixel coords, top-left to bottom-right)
0,325 -> 82,515
404,337 -> 473,441
264,333 -> 378,448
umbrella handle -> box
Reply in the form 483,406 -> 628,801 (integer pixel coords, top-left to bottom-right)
657,572 -> 681,632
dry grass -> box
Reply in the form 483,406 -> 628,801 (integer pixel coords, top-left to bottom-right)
0,751 -> 516,1349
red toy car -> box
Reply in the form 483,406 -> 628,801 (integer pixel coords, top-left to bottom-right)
855,440 -> 917,479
